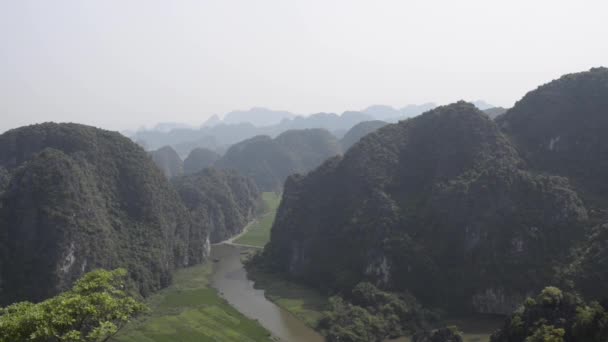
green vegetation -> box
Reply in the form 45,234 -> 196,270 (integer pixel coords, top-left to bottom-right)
112,263 -> 271,342
234,192 -> 281,247
264,102 -> 587,313
0,269 -> 147,342
149,145 -> 184,179
490,287 -> 608,342
183,148 -> 220,175
216,129 -> 341,191
172,168 -> 260,243
318,282 -> 435,342
0,123 -> 206,304
413,326 -> 463,342
340,120 -> 387,151
245,260 -> 327,328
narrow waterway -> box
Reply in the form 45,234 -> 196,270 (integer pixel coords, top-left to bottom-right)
210,243 -> 325,342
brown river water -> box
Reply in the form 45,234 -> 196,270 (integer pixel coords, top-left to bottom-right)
210,243 -> 502,342
210,243 -> 324,342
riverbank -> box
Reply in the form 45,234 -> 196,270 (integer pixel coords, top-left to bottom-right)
211,244 -> 324,342
111,263 -> 272,342
246,263 -> 328,328
233,192 -> 281,247
248,262 -> 504,342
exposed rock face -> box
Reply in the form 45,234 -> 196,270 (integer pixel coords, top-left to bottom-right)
173,168 -> 260,243
0,123 -> 209,304
183,148 -> 220,175
149,145 -> 184,179
216,128 -> 342,191
340,120 -> 388,151
264,102 -> 587,313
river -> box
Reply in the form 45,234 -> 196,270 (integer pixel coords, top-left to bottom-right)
210,243 -> 325,342
210,243 -> 502,342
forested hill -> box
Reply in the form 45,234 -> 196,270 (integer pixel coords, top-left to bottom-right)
215,128 -> 342,191
0,123 -> 209,305
264,101 -> 589,314
173,168 -> 260,243
340,120 -> 388,151
183,147 -> 220,175
497,67 -> 608,199
497,67 -> 608,301
149,145 -> 184,179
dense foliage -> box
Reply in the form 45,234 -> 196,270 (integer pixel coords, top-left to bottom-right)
412,326 -> 463,342
216,128 -> 341,191
264,102 -> 587,313
340,120 -> 387,151
0,123 -> 208,305
0,269 -> 147,342
148,145 -> 183,179
183,147 -> 220,175
319,282 -> 435,342
172,168 -> 260,242
490,287 -> 608,342
497,67 -> 608,198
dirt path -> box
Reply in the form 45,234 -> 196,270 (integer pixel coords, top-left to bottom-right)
213,219 -> 264,249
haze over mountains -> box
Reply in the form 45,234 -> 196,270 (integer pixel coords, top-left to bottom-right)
2,68 -> 608,342
130,102 -> 487,157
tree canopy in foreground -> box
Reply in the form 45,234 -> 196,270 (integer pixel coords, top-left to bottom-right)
0,269 -> 147,342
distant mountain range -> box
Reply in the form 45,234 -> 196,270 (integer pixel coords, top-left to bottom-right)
132,102 -> 499,157
362,103 -> 437,121
147,121 -> 387,192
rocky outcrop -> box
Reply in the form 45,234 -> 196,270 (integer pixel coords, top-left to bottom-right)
264,102 -> 588,313
173,168 -> 260,243
0,123 -> 209,305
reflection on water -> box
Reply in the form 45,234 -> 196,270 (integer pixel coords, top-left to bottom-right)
210,244 -> 324,342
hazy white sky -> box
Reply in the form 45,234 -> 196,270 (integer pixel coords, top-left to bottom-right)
1,0 -> 607,132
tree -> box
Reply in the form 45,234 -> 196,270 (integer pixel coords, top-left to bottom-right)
0,268 -> 147,342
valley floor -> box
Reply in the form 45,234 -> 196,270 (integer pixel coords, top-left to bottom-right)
111,263 -> 272,342
233,192 -> 281,248
114,190 -> 502,342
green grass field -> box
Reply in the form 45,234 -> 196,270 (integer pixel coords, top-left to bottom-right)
112,264 -> 272,342
234,192 -> 281,247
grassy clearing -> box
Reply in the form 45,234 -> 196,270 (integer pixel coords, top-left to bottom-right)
234,192 -> 281,247
112,264 -> 272,342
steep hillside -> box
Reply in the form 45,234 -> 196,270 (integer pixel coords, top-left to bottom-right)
149,145 -> 183,178
496,68 -> 608,301
183,148 -> 220,175
264,102 -> 587,314
216,129 -> 341,191
0,123 -> 208,304
340,120 -> 388,151
497,67 -> 608,199
173,168 -> 260,242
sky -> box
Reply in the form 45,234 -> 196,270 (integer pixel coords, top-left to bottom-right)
1,0 -> 607,133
